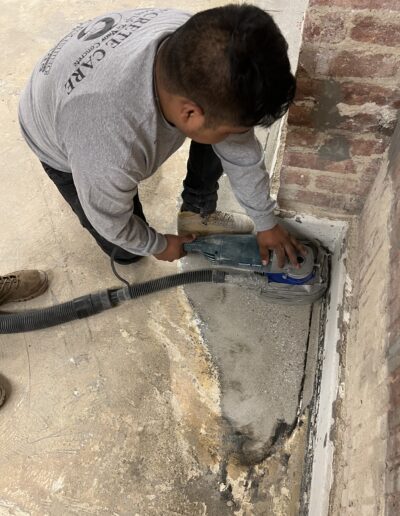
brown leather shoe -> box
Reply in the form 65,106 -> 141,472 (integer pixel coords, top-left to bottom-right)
0,270 -> 49,305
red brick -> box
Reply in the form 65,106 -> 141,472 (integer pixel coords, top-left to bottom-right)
295,78 -> 400,113
288,104 -> 315,127
292,86 -> 397,137
283,151 -> 356,173
362,157 -> 384,181
278,187 -> 363,213
304,11 -> 347,44
341,82 -> 400,108
285,127 -> 320,148
280,167 -> 311,187
297,46 -> 319,77
351,15 -> 400,47
296,63 -> 313,81
295,76 -> 318,101
337,112 -> 397,136
315,174 -> 371,196
350,138 -> 389,156
329,51 -> 398,78
310,0 -> 400,9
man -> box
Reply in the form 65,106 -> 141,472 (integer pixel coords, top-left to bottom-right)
19,4 -> 305,268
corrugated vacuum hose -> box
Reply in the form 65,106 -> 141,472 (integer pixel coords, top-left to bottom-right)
0,269 -> 226,334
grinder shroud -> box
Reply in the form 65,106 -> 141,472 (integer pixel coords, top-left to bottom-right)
184,234 -> 330,305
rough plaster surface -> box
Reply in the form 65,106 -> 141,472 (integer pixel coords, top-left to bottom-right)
0,1 -> 313,514
329,170 -> 391,515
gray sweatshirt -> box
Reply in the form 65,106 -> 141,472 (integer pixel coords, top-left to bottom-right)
19,8 -> 277,256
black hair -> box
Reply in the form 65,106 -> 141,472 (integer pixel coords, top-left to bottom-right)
159,3 -> 296,128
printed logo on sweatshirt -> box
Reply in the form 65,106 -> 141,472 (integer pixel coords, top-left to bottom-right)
64,10 -> 161,96
77,14 -> 122,41
39,10 -> 163,88
39,23 -> 86,75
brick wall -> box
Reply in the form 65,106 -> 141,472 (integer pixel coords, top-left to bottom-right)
328,119 -> 399,516
278,1 -> 400,513
329,152 -> 391,515
278,0 -> 400,215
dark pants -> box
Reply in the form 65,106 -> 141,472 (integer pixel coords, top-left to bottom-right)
41,141 -> 223,264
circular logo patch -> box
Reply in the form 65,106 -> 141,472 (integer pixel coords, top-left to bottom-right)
77,14 -> 122,41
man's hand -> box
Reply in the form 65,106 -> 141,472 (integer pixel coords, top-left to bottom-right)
256,224 -> 307,268
154,234 -> 196,262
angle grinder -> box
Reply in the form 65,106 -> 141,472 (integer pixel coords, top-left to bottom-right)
184,234 -> 330,304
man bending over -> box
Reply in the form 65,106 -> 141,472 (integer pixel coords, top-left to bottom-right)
19,4 -> 305,268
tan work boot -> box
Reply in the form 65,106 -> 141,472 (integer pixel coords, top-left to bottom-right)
177,210 -> 254,236
0,270 -> 49,306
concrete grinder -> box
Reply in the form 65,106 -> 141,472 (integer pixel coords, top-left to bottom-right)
0,234 -> 330,333
184,234 -> 330,305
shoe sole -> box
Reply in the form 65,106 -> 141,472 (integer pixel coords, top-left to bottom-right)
15,271 -> 49,302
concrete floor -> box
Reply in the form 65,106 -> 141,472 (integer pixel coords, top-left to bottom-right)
0,1 -> 316,515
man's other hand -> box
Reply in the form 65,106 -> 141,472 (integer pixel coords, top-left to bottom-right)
256,224 -> 307,268
154,234 -> 196,262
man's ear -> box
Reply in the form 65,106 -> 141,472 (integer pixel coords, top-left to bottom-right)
179,99 -> 205,130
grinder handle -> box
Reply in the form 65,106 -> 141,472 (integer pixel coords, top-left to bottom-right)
183,241 -> 200,253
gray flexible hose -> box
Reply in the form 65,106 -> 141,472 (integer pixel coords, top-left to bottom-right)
0,269 -> 226,334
